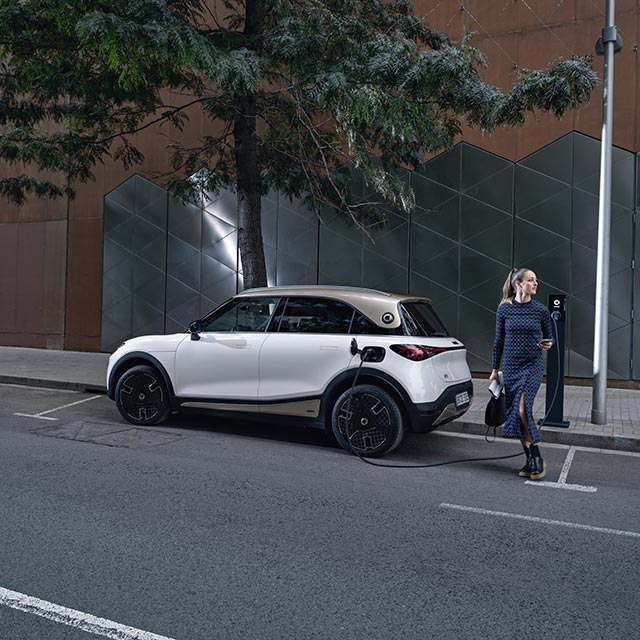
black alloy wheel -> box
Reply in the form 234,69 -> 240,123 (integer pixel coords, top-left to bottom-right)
114,365 -> 170,426
331,384 -> 404,457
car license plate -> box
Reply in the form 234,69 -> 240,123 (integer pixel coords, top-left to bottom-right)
455,391 -> 470,408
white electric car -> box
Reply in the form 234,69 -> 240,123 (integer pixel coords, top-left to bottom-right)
107,286 -> 473,457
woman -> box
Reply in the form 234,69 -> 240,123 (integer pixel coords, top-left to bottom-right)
490,268 -> 553,480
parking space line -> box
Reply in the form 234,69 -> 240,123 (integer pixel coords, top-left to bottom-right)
525,481 -> 597,492
440,503 -> 640,539
525,446 -> 597,492
13,395 -> 101,421
558,446 -> 577,484
0,586 -> 177,640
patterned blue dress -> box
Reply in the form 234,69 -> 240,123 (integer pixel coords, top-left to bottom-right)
492,299 -> 553,442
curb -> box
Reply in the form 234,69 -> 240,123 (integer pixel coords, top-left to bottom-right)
0,376 -> 107,394
440,420 -> 640,454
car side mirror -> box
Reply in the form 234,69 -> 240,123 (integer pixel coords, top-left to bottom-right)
189,320 -> 203,341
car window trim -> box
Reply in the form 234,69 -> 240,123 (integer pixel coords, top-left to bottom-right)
266,297 -> 287,333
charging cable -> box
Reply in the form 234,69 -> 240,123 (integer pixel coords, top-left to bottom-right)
344,312 -> 565,468
343,342 -> 524,469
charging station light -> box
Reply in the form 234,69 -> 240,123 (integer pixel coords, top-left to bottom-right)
390,344 -> 451,361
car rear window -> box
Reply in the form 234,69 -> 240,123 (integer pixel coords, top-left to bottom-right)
400,302 -> 449,337
350,312 -> 403,335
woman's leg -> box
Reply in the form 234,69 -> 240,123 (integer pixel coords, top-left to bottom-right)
519,393 -> 533,446
517,392 -> 534,477
520,389 -> 546,479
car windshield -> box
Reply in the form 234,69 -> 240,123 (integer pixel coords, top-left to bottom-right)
400,301 -> 449,337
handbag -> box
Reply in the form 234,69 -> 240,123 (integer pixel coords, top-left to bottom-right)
485,391 -> 506,427
484,393 -> 506,427
485,371 -> 505,427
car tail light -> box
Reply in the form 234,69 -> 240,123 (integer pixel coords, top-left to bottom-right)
390,344 -> 458,361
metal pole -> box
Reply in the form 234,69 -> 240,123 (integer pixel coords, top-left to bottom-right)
591,0 -> 621,424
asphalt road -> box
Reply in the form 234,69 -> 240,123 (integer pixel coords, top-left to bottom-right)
1,383 -> 639,640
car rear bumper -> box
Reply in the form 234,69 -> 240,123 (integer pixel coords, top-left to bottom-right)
406,380 -> 474,433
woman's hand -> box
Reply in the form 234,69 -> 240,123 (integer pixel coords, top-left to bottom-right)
489,369 -> 500,382
538,339 -> 553,351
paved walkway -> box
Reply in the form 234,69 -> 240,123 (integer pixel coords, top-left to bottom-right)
1,346 -> 639,452
446,379 -> 640,452
0,346 -> 109,392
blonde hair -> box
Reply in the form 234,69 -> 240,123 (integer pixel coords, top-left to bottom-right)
501,267 -> 531,304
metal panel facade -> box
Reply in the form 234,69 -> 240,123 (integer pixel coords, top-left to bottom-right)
101,135 -> 639,381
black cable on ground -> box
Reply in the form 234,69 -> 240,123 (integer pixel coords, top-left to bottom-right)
345,318 -> 563,469
344,349 -> 524,469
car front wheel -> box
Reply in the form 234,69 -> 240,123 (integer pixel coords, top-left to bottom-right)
331,384 -> 404,457
115,365 -> 170,426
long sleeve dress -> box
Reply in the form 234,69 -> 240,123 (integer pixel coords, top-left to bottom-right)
492,299 -> 553,442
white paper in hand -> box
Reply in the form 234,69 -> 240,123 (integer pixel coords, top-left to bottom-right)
489,371 -> 504,398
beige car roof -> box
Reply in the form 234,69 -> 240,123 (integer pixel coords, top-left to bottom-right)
236,286 -> 431,329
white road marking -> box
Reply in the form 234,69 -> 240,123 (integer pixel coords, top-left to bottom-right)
525,446 -> 597,492
13,394 -> 101,421
524,481 -> 597,493
440,503 -> 640,539
558,446 -> 577,484
0,586 -> 177,640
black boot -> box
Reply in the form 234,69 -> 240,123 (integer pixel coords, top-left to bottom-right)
518,446 -> 533,478
529,444 -> 546,480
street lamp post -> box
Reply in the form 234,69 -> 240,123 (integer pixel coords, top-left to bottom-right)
591,0 -> 622,425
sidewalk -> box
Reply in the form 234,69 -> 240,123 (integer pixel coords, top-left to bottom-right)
441,379 -> 640,453
0,346 -> 109,393
1,346 -> 639,453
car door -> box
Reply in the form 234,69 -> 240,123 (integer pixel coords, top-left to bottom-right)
174,296 -> 278,400
258,297 -> 355,413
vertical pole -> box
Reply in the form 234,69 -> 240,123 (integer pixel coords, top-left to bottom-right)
591,0 -> 619,424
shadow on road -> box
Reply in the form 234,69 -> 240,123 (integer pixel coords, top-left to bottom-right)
164,410 -> 338,449
160,410 -> 524,473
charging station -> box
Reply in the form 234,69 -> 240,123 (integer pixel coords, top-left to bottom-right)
538,293 -> 570,428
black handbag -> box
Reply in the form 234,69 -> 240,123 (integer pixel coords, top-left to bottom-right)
485,392 -> 506,427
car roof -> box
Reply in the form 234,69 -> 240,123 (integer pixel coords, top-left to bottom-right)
235,285 -> 431,329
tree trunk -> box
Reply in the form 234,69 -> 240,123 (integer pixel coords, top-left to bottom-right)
234,94 -> 266,289
233,0 -> 267,290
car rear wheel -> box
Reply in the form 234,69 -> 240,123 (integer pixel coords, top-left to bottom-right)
331,384 -> 404,457
115,365 -> 170,426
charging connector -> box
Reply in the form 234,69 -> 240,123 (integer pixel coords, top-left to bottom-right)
350,338 -> 385,363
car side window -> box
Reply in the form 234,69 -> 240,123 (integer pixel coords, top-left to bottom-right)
350,311 -> 403,335
277,297 -> 355,334
202,297 -> 279,332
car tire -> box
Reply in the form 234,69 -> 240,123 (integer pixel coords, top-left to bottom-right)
331,384 -> 404,457
114,365 -> 171,426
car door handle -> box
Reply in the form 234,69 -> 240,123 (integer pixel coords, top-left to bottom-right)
218,341 -> 248,349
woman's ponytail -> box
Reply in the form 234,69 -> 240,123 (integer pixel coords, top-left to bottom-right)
501,267 -> 530,304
